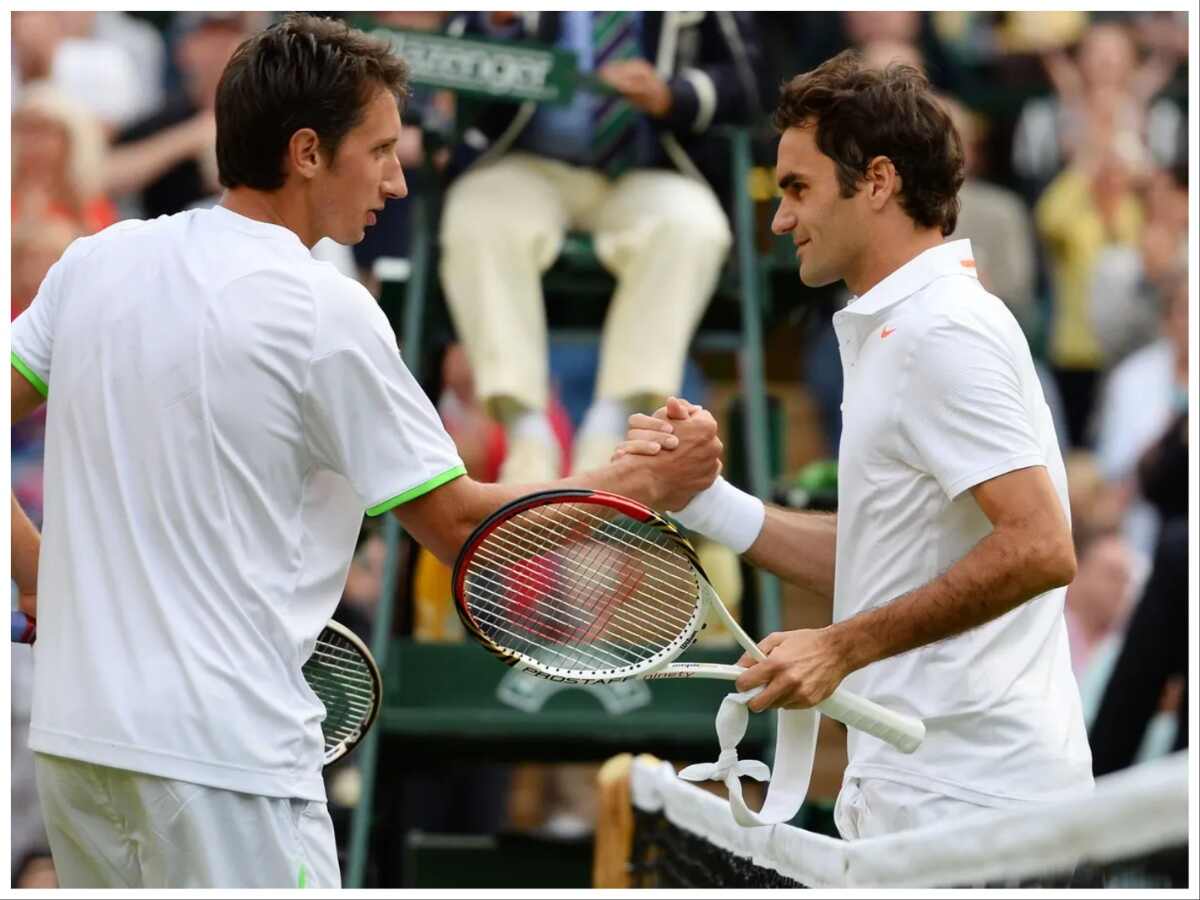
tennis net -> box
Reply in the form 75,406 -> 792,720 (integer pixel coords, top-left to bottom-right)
627,751 -> 1190,888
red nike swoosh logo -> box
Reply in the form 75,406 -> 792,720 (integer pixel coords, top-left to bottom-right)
881,326 -> 896,339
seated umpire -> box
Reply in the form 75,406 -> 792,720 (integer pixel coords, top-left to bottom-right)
439,11 -> 763,482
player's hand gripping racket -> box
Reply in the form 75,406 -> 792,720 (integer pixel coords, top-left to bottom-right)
452,490 -> 924,753
11,611 -> 381,765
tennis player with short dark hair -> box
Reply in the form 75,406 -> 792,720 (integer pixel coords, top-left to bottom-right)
621,51 -> 1093,837
10,14 -> 721,888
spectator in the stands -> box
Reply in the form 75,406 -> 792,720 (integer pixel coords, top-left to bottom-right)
841,10 -> 969,94
1093,270 -> 1188,556
91,11 -> 167,113
1035,131 -> 1145,448
1089,407 -> 1188,775
12,83 -> 117,235
1063,450 -> 1124,555
939,94 -> 1038,334
107,12 -> 264,219
756,12 -> 970,114
12,219 -> 79,321
1063,532 -> 1140,680
1090,160 -> 1188,365
1013,18 -> 1184,200
11,11 -> 145,133
438,11 -> 763,483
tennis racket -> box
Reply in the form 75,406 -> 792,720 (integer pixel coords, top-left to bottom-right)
11,611 -> 381,765
453,489 -> 925,753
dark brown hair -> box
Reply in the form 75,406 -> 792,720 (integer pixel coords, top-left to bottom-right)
216,13 -> 409,191
774,50 -> 964,235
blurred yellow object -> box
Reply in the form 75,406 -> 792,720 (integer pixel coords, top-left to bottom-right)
999,11 -> 1088,53
748,165 -> 779,202
932,10 -> 971,44
412,546 -> 466,642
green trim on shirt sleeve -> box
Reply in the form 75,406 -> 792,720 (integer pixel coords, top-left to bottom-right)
11,352 -> 48,398
365,464 -> 467,516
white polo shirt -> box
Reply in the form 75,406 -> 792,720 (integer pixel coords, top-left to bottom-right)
832,239 -> 1093,807
10,206 -> 465,801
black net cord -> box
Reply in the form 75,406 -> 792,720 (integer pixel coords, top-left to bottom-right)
629,808 -> 1188,889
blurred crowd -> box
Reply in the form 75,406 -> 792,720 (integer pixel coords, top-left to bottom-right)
10,10 -> 1190,887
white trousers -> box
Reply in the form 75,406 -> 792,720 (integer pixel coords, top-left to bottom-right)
439,153 -> 732,415
34,753 -> 340,888
834,776 -> 995,840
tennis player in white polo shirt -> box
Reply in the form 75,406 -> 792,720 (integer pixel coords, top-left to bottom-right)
620,50 -> 1093,838
9,15 -> 722,888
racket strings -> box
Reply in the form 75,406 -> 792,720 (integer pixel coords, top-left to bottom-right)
466,578 -> 673,670
303,631 -> 378,759
525,505 -> 699,612
467,557 -> 665,672
527,508 -> 699,621
478,515 -> 693,656
491,506 -> 699,608
463,502 -> 701,674
471,536 -> 693,639
527,505 -> 697,583
523,505 -> 696,588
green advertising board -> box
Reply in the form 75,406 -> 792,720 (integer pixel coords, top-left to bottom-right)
359,23 -> 607,106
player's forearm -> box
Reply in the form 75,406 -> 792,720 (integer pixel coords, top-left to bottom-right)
11,492 -> 40,615
476,455 -> 661,522
742,505 -> 837,601
395,456 -> 660,567
401,411 -> 720,565
827,524 -> 1075,675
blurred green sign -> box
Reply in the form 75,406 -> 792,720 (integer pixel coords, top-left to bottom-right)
364,25 -> 591,105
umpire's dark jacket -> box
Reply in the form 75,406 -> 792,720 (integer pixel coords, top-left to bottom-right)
444,11 -> 764,194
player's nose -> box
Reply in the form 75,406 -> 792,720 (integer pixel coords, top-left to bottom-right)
384,165 -> 407,200
771,203 -> 794,235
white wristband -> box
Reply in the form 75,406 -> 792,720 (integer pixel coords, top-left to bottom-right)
672,476 -> 765,554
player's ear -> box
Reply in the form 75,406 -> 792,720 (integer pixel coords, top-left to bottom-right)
287,128 -> 323,181
863,155 -> 899,212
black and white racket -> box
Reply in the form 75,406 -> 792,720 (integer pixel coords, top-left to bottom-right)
303,619 -> 382,764
11,611 -> 381,765
453,489 -> 925,753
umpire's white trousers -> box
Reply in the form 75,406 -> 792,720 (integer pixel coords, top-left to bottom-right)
439,153 -> 732,416
34,753 -> 340,888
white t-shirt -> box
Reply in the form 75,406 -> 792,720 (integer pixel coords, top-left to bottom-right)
10,206 -> 465,801
832,239 -> 1093,808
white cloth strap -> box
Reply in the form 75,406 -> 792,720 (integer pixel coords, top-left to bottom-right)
678,687 -> 820,827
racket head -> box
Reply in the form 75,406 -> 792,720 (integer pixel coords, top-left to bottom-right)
453,489 -> 713,683
303,619 -> 382,765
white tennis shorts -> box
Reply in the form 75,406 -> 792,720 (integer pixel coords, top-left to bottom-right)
34,753 -> 340,888
834,776 -> 994,840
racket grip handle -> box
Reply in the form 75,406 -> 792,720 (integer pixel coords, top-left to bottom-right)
12,611 -> 37,644
819,688 -> 924,754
